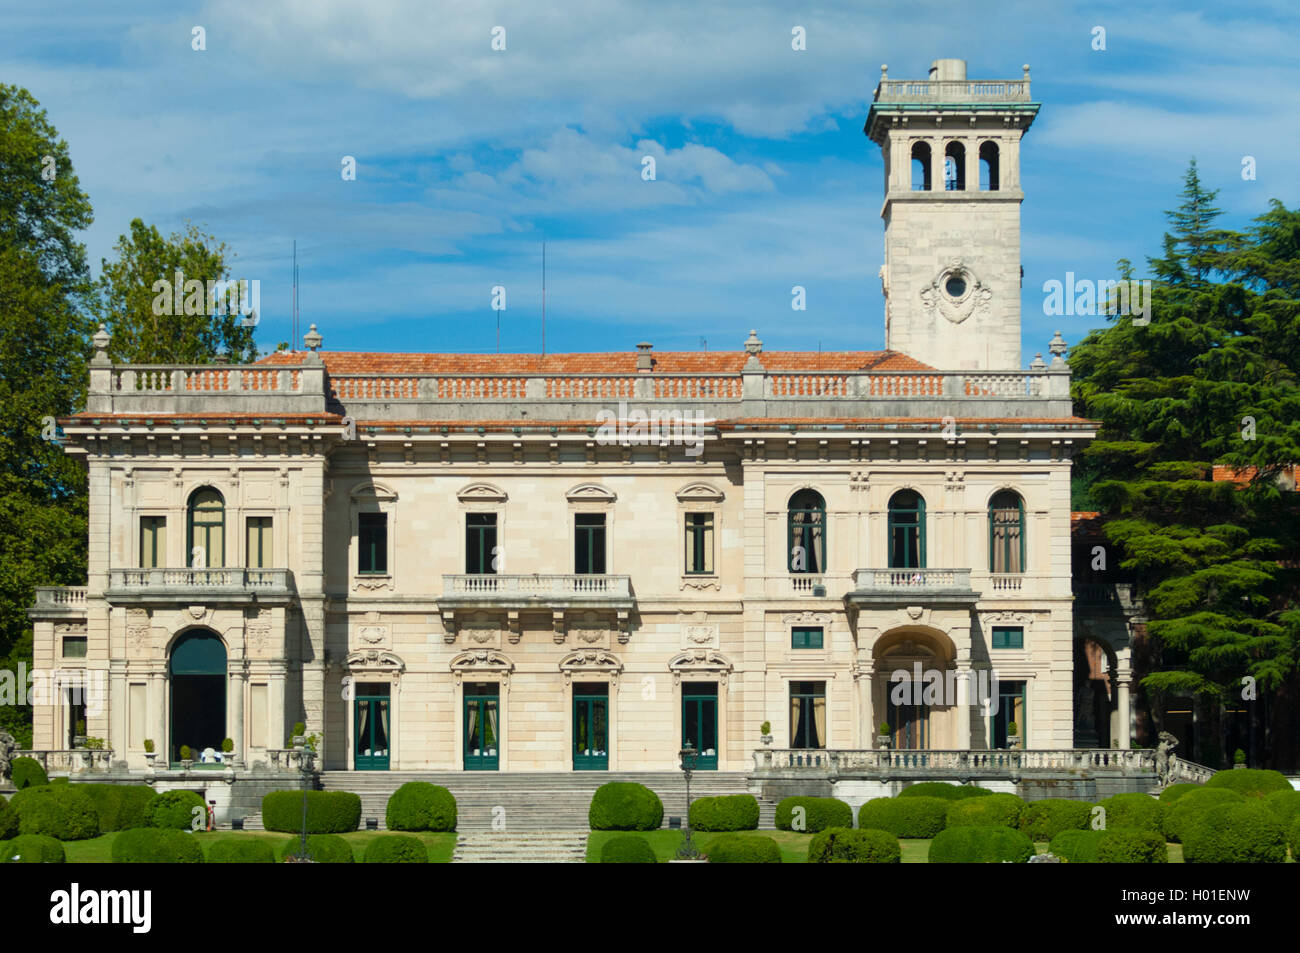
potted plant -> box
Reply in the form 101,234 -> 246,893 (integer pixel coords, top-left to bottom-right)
73,719 -> 87,748
877,722 -> 891,749
143,739 -> 156,764
759,721 -> 773,746
1233,748 -> 1246,769
1006,722 -> 1021,749
179,744 -> 193,768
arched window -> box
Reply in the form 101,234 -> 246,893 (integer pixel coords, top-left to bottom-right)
989,490 -> 1025,573
187,488 -> 225,568
979,141 -> 1000,191
910,141 -> 932,191
787,489 -> 826,574
887,490 -> 926,569
944,141 -> 965,191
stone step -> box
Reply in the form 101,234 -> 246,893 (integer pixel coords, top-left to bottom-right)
452,831 -> 588,863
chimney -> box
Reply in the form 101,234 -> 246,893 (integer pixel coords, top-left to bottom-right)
929,58 -> 967,81
636,342 -> 653,372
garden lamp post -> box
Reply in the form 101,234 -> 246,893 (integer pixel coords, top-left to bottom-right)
293,734 -> 314,861
676,741 -> 701,860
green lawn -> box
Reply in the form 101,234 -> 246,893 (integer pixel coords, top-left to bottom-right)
58,829 -> 458,863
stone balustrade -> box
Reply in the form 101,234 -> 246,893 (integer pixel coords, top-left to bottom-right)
875,78 -> 1031,104
106,568 -> 295,605
442,573 -> 632,599
753,747 -> 1160,780
32,587 -> 88,609
16,749 -> 115,774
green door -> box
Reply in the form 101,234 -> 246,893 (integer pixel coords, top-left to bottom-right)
573,684 -> 609,770
354,683 -> 390,771
682,683 -> 718,770
464,684 -> 500,771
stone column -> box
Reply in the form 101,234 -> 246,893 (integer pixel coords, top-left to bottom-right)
1116,673 -> 1132,749
955,662 -> 972,750
930,138 -> 943,192
856,659 -> 875,748
229,660 -> 245,760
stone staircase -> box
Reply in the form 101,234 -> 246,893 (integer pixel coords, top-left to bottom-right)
451,831 -> 588,863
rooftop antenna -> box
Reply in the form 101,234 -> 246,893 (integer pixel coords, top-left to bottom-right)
292,239 -> 299,351
542,239 -> 547,362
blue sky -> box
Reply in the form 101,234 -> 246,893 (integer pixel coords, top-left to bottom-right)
2,0 -> 1297,365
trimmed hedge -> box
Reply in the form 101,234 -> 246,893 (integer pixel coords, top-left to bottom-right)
1097,830 -> 1168,864
276,834 -> 354,863
262,790 -> 361,834
857,796 -> 948,838
11,784 -> 100,840
1164,788 -> 1245,843
363,834 -> 428,863
1205,768 -> 1292,799
10,757 -> 47,790
1262,789 -> 1300,827
207,838 -> 276,863
774,796 -> 853,833
899,782 -> 992,800
111,828 -> 204,863
148,790 -> 206,831
1049,829 -> 1107,863
807,828 -> 900,863
929,825 -> 1033,863
1158,783 -> 1201,803
600,834 -> 657,863
1097,793 -> 1165,834
688,794 -> 759,832
385,782 -> 457,832
1018,800 -> 1091,841
79,784 -> 155,832
945,792 -> 1025,829
1182,802 -> 1286,863
1289,817 -> 1300,861
2,833 -> 65,863
0,798 -> 17,840
706,833 -> 783,863
588,782 -> 664,831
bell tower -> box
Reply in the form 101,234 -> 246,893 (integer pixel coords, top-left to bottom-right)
865,59 -> 1038,370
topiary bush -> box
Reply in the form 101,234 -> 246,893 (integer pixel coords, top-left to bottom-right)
899,782 -> 992,800
1182,802 -> 1286,863
2,833 -> 65,863
276,833 -> 354,863
774,796 -> 852,833
385,782 -> 457,832
1097,793 -> 1165,834
588,782 -> 664,831
688,794 -> 759,832
10,757 -> 47,790
261,790 -> 361,834
929,825 -> 1033,863
1164,788 -> 1245,843
1018,800 -> 1091,841
706,834 -> 783,863
1097,830 -> 1168,864
0,797 -> 17,840
78,784 -> 156,832
1204,768 -> 1292,799
857,796 -> 948,838
11,784 -> 100,840
148,789 -> 207,831
806,828 -> 900,863
599,834 -> 657,863
111,828 -> 204,863
363,834 -> 429,863
207,838 -> 276,863
1262,789 -> 1300,828
1289,817 -> 1300,862
1158,783 -> 1201,803
945,792 -> 1025,829
1048,829 -> 1107,863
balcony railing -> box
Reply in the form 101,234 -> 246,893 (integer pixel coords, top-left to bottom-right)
851,568 -> 973,593
875,78 -> 1031,104
16,749 -> 115,775
106,568 -> 295,604
753,747 -> 1160,779
32,587 -> 88,609
441,574 -> 633,601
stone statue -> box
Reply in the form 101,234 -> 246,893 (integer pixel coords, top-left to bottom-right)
0,730 -> 17,782
1155,730 -> 1178,787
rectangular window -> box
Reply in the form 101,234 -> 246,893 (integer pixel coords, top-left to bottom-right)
992,626 -> 1024,649
466,513 -> 498,574
992,680 -> 1027,748
358,513 -> 388,575
684,512 -> 714,574
140,516 -> 166,568
575,513 -> 606,574
61,636 -> 88,659
790,681 -> 827,749
245,517 -> 272,568
792,626 -> 824,650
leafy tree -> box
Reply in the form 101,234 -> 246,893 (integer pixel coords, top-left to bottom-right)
95,218 -> 258,364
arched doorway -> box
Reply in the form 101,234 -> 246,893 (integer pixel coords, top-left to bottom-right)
169,629 -> 227,762
873,627 -> 957,749
1072,638 -> 1114,748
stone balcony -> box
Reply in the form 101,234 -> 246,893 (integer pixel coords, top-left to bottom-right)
105,568 -> 296,607
845,568 -> 980,608
29,586 -> 89,621
438,573 -> 635,632
753,747 -> 1155,781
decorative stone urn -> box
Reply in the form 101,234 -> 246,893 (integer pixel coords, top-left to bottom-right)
877,734 -> 891,749
760,734 -> 773,746
1007,734 -> 1022,750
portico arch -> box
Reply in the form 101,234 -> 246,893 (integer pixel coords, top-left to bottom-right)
872,627 -> 957,750
168,628 -> 227,763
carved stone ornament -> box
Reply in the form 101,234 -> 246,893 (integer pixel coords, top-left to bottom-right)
920,258 -> 993,325
685,625 -> 716,645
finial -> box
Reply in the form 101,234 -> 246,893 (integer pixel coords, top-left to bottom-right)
304,323 -> 323,352
91,323 -> 112,364
1029,352 -> 1046,370
1023,64 -> 1031,78
1048,330 -> 1068,366
744,329 -> 763,355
